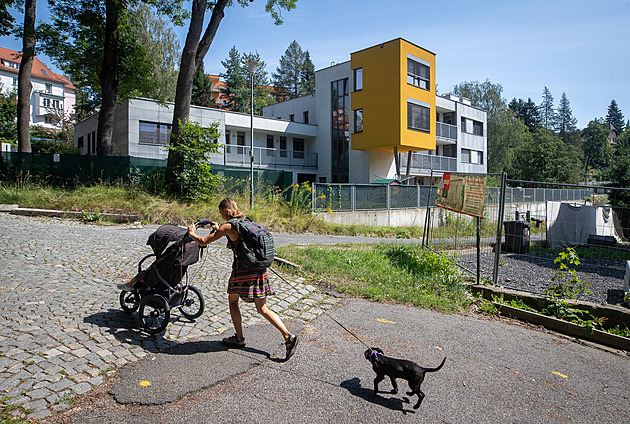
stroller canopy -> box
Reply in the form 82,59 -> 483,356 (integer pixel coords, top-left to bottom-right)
147,224 -> 200,266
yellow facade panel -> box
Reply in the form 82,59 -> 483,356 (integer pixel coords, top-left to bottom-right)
350,38 -> 436,153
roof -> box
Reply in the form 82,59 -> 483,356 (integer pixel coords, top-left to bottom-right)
0,47 -> 75,90
370,178 -> 402,185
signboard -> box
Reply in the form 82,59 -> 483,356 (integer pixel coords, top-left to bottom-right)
53,153 -> 60,163
435,173 -> 487,218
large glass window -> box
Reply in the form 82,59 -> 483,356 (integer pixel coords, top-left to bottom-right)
354,109 -> 363,133
461,148 -> 484,164
407,102 -> 430,133
407,58 -> 430,91
280,136 -> 287,158
473,120 -> 484,136
266,135 -> 274,156
293,138 -> 305,159
139,121 -> 171,145
331,78 -> 349,183
354,68 -> 363,91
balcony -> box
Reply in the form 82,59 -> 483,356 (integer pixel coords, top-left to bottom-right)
436,122 -> 457,141
400,151 -> 457,173
224,146 -> 317,169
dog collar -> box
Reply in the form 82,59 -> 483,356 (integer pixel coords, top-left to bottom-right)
369,350 -> 381,363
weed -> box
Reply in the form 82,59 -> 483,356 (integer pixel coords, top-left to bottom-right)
0,397 -> 32,424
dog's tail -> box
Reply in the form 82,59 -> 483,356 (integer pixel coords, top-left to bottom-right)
425,357 -> 446,373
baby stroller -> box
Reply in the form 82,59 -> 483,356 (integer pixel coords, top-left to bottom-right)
119,220 -> 214,334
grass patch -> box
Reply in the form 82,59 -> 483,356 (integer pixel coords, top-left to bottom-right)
0,397 -> 32,424
276,243 -> 470,313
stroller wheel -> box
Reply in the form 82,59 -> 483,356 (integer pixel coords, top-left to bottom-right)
179,285 -> 205,320
139,294 -> 170,334
119,290 -> 140,314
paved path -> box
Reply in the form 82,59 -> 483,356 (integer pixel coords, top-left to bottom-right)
0,213 -> 336,421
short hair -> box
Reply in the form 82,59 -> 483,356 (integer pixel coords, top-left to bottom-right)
218,198 -> 244,219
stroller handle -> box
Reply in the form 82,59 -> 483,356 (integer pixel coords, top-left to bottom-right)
194,218 -> 216,231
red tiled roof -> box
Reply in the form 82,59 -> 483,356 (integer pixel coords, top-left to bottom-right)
0,46 -> 75,90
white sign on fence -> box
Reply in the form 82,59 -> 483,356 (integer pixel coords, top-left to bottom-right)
435,173 -> 487,218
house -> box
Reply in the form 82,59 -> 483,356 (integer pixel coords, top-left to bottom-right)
73,38 -> 487,185
0,47 -> 76,130
263,38 -> 487,184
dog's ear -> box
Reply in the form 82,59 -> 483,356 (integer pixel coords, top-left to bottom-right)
375,348 -> 384,354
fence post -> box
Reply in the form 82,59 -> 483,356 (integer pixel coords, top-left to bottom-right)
386,184 -> 391,210
423,170 -> 434,247
351,185 -> 356,211
312,182 -> 316,213
492,172 -> 507,285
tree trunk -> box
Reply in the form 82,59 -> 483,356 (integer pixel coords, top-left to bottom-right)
17,0 -> 36,153
164,0 -> 228,193
97,0 -> 120,156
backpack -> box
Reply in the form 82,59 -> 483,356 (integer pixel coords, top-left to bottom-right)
228,217 -> 275,270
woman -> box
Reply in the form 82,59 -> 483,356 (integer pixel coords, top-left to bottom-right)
188,198 -> 299,361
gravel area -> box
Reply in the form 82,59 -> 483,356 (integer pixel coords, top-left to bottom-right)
460,253 -> 628,305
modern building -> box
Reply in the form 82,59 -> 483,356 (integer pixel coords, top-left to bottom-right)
263,38 -> 487,184
73,38 -> 487,185
0,47 -> 76,130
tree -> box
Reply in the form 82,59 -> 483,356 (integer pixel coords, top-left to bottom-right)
508,97 -> 540,131
16,0 -> 36,153
606,99 -> 625,133
539,87 -> 555,130
243,51 -> 275,115
41,0 -> 185,156
453,79 -> 506,117
511,128 -> 582,184
582,119 -> 612,179
191,63 -> 214,107
486,108 -> 528,174
0,0 -> 18,36
272,40 -> 313,102
220,46 -> 248,112
128,3 -> 181,102
165,0 -> 297,195
556,92 -> 578,143
0,91 -> 17,143
300,50 -> 315,95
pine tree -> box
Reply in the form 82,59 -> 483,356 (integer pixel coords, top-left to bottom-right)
191,63 -> 214,107
220,46 -> 248,112
539,87 -> 556,130
509,97 -> 540,131
300,51 -> 315,95
606,99 -> 625,133
556,92 -> 578,142
242,51 -> 275,115
273,40 -> 307,102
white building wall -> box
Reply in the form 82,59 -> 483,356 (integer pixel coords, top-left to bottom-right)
263,95 -> 316,124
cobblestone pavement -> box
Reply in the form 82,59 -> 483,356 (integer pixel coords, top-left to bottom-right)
0,213 -> 339,421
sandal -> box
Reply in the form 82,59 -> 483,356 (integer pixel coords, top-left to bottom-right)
284,334 -> 299,361
222,333 -> 245,348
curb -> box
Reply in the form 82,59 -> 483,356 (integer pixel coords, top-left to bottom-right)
1,205 -> 140,223
493,303 -> 630,352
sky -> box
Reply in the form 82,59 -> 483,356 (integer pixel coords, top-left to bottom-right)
2,0 -> 629,129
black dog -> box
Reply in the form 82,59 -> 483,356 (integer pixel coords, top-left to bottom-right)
364,347 -> 446,409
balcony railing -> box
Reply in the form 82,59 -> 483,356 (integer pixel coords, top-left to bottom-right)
436,122 -> 457,140
399,151 -> 457,173
224,146 -> 317,169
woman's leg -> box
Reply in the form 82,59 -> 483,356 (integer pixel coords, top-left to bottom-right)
254,297 -> 291,342
228,293 -> 244,339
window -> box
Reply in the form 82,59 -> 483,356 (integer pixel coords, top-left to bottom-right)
237,131 -> 245,154
289,114 -> 294,122
4,61 -> 18,69
225,130 -> 231,152
78,136 -> 84,149
473,120 -> 484,136
266,135 -> 274,156
407,57 -> 430,91
407,101 -> 430,133
461,117 -> 467,133
45,84 -> 52,94
293,138 -> 305,159
331,78 -> 349,183
12,77 -> 17,88
43,98 -> 51,107
461,148 -> 484,164
354,68 -> 363,91
303,111 -> 309,124
354,109 -> 363,133
280,136 -> 287,158
53,99 -> 61,109
139,121 -> 171,145
42,69 -> 48,75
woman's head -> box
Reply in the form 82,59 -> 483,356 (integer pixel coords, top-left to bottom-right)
218,198 -> 244,220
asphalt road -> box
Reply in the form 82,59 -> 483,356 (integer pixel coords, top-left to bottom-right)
48,299 -> 629,424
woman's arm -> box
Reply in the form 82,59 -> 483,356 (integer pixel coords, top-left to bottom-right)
188,222 -> 235,247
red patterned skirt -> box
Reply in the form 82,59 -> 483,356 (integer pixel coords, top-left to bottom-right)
227,268 -> 275,303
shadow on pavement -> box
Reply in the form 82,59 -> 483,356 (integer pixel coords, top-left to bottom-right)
340,377 -> 416,415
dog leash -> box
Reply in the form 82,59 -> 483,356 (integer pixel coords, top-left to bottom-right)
268,267 -> 372,350
327,314 -> 372,349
